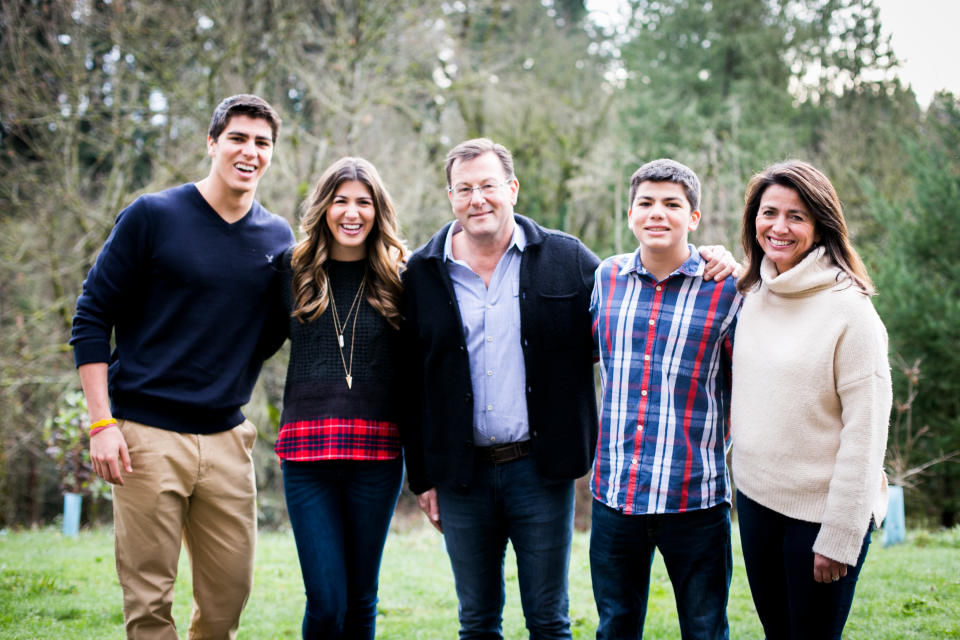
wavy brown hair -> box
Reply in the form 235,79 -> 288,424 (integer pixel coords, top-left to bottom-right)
291,157 -> 406,327
738,160 -> 874,296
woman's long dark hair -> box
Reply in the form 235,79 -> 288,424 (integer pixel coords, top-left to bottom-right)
738,160 -> 874,295
290,157 -> 406,328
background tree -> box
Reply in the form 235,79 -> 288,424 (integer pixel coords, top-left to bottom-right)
866,93 -> 960,525
611,0 -> 897,243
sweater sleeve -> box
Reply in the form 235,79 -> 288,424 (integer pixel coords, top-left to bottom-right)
813,298 -> 892,565
70,199 -> 151,367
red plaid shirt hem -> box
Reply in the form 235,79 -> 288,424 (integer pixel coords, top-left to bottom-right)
275,417 -> 401,461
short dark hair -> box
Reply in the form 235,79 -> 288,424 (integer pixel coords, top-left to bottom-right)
444,138 -> 515,188
628,158 -> 701,211
208,94 -> 281,144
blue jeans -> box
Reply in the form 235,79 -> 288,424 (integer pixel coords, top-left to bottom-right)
590,499 -> 731,640
282,456 -> 403,640
437,455 -> 575,640
736,490 -> 871,640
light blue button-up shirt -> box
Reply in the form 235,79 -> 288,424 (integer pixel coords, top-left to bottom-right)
444,222 -> 530,446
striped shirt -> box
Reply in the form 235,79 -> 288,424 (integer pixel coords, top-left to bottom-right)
590,245 -> 741,514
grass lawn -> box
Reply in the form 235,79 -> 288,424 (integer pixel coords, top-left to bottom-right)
1,518 -> 958,639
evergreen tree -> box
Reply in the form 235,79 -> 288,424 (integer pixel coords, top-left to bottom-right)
867,93 -> 960,525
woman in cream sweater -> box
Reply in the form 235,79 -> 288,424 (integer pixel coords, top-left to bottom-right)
731,160 -> 891,639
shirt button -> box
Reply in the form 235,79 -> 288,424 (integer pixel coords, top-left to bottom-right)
490,436 -> 496,442
644,354 -> 650,361
487,404 -> 493,411
656,285 -> 662,291
486,370 -> 493,376
648,319 -> 655,326
487,336 -> 493,342
641,390 -> 647,397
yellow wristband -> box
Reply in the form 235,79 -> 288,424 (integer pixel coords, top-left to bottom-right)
89,417 -> 117,432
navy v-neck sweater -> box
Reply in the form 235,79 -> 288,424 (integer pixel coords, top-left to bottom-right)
71,183 -> 294,433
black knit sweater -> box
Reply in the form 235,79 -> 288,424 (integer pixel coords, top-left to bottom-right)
276,251 -> 401,458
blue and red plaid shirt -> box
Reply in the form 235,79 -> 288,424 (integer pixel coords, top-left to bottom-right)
591,246 -> 741,514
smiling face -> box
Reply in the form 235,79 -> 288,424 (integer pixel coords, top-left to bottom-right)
206,114 -> 274,196
447,151 -> 519,248
628,180 -> 701,257
755,183 -> 820,273
326,179 -> 376,260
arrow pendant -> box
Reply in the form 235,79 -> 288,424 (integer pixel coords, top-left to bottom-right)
346,374 -> 353,389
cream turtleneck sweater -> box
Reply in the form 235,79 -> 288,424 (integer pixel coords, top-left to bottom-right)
731,247 -> 891,566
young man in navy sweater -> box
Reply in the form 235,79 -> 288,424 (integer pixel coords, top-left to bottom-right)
71,94 -> 294,639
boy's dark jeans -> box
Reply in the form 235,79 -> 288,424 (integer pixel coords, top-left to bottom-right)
590,499 -> 731,640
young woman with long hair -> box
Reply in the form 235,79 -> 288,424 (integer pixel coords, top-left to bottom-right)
274,157 -> 406,639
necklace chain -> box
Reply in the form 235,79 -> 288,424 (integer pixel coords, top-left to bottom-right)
327,269 -> 366,390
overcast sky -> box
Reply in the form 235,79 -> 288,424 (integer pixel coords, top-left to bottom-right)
585,0 -> 959,108
875,0 -> 959,106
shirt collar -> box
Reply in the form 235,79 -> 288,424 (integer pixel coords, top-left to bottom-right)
442,219 -> 527,262
624,243 -> 704,278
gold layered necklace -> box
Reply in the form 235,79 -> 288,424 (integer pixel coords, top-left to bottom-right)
327,269 -> 367,390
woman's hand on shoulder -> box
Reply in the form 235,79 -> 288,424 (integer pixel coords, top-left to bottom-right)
698,244 -> 743,281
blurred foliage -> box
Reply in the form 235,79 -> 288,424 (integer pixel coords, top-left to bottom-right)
43,390 -> 110,500
1,0 -> 957,527
865,103 -> 960,526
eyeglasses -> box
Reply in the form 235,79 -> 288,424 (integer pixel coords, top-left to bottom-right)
448,180 -> 510,201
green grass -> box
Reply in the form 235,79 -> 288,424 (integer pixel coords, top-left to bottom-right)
1,521 -> 958,639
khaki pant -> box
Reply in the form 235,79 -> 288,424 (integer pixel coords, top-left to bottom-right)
112,419 -> 258,640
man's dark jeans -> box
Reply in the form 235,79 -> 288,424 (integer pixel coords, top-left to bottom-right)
437,455 -> 575,640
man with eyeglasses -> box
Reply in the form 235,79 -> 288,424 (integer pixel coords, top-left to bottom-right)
400,138 -> 735,638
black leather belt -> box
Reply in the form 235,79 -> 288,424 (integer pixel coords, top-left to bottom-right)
475,440 -> 530,464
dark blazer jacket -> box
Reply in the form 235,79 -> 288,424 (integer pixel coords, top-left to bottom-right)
400,214 -> 600,494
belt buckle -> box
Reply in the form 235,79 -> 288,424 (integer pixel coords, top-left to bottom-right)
487,441 -> 527,464
489,443 -> 515,464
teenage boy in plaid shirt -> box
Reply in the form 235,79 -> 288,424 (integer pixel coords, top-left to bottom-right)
589,159 -> 742,640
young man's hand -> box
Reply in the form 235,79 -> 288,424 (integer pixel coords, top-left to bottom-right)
80,362 -> 132,484
698,245 -> 742,281
91,426 -> 132,485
